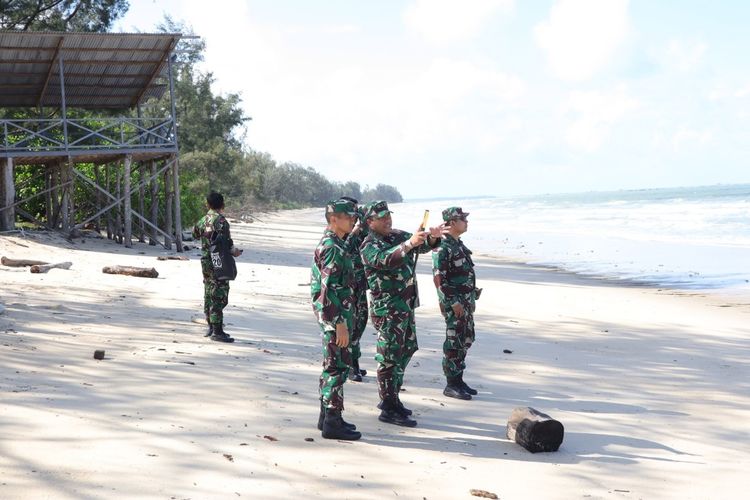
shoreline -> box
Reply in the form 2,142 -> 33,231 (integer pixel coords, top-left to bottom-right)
1,209 -> 749,499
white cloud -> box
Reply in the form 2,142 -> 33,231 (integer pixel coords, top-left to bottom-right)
403,0 -> 514,44
672,127 -> 713,152
661,39 -> 707,72
563,85 -> 639,151
534,0 -> 630,82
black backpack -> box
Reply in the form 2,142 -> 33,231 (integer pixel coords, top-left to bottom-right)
209,232 -> 237,281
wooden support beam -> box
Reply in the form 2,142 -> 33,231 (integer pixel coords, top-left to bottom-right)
123,155 -> 132,248
164,166 -> 173,250
172,155 -> 183,252
138,161 -> 146,243
0,157 -> 15,231
37,36 -> 65,108
149,160 -> 158,246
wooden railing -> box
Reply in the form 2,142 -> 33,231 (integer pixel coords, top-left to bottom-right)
1,116 -> 176,155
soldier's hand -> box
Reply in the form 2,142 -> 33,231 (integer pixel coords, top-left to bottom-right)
231,247 -> 242,257
335,323 -> 350,348
429,224 -> 445,238
452,302 -> 465,318
409,230 -> 426,248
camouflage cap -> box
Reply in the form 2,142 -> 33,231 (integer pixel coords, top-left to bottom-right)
326,198 -> 357,216
442,206 -> 470,222
363,200 -> 393,219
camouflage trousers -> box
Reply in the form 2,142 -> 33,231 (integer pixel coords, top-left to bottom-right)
441,301 -> 475,379
201,259 -> 229,325
319,328 -> 352,410
372,310 -> 418,401
348,285 -> 369,364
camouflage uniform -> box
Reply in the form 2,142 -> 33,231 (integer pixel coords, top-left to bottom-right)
343,209 -> 369,373
360,201 -> 439,403
193,209 -> 232,326
432,207 -> 478,380
311,201 -> 357,411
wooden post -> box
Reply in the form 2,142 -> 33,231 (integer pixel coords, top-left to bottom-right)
123,154 -> 132,248
115,165 -> 123,244
163,165 -> 173,250
149,159 -> 158,246
138,161 -> 146,243
60,160 -> 70,232
172,155 -> 183,252
51,161 -> 62,229
45,165 -> 52,225
105,162 -> 113,240
0,157 -> 15,231
93,163 -> 102,232
67,159 -> 75,231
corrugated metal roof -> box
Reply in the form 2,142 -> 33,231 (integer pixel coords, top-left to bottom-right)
0,31 -> 181,110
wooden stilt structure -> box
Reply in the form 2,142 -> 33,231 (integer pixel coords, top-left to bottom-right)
0,31 -> 185,250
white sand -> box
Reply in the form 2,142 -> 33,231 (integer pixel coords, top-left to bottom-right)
1,209 -> 748,499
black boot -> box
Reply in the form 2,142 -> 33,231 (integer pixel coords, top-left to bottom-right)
378,399 -> 417,427
322,409 -> 361,440
204,323 -> 213,337
210,324 -> 235,343
317,403 -> 356,431
444,378 -> 472,400
348,359 -> 362,382
376,398 -> 412,416
458,374 -> 478,396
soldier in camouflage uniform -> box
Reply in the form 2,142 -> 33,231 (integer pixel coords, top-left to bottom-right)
360,200 -> 443,427
311,198 -> 361,440
432,207 -> 481,400
192,192 -> 242,343
341,197 -> 369,382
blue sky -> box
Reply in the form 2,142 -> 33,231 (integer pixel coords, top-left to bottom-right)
116,1 -> 750,199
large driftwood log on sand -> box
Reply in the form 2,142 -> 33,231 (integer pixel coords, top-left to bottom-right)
506,406 -> 564,453
102,265 -> 159,278
30,262 -> 73,273
156,255 -> 189,261
2,256 -> 49,267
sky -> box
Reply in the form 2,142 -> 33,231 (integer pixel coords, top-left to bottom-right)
115,0 -> 750,199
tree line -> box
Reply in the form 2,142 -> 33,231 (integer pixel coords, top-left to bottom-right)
1,2 -> 403,228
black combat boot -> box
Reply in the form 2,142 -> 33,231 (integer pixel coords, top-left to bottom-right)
204,324 -> 213,337
317,403 -> 356,431
210,324 -> 235,343
322,409 -> 361,440
458,374 -> 478,395
376,398 -> 412,416
378,399 -> 417,427
348,359 -> 362,382
444,377 -> 472,400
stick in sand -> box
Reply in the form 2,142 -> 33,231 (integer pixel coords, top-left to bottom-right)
2,256 -> 49,267
102,265 -> 159,278
30,262 -> 73,273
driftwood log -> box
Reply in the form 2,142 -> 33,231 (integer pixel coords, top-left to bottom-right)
156,255 -> 189,261
102,265 -> 159,278
2,256 -> 49,267
30,262 -> 73,273
506,407 -> 564,453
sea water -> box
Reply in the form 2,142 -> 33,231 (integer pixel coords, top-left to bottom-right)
392,184 -> 750,293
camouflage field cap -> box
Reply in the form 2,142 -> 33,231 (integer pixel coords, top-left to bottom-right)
363,200 -> 393,219
442,206 -> 470,222
326,198 -> 357,216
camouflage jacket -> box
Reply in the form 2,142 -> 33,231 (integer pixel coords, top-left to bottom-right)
311,229 -> 355,332
432,234 -> 477,306
344,223 -> 369,289
360,229 -> 438,317
192,209 -> 233,262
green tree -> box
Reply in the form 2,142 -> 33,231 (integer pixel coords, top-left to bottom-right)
0,0 -> 129,32
362,184 -> 403,203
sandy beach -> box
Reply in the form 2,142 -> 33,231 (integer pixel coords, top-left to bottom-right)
1,208 -> 748,499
